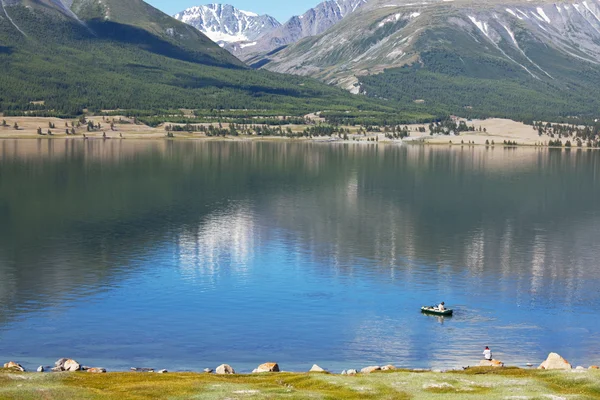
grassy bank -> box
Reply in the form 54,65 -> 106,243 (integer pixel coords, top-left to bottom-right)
1,367 -> 599,399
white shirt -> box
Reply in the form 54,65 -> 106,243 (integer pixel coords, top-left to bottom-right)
438,303 -> 445,310
483,349 -> 492,360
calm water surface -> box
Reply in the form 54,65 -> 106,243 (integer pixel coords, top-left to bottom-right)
1,139 -> 599,372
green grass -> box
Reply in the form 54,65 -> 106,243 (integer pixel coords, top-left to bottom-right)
1,367 -> 599,399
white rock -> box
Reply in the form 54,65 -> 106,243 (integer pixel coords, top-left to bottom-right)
361,366 -> 381,374
3,362 -> 25,372
254,362 -> 279,373
309,364 -> 325,372
157,369 -> 167,374
64,359 -> 81,372
538,353 -> 572,370
37,366 -> 44,373
346,369 -> 358,375
479,359 -> 504,367
216,364 -> 235,375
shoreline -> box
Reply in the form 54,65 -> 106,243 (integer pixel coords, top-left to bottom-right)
2,360 -> 599,399
1,116 -> 596,149
3,352 -> 598,375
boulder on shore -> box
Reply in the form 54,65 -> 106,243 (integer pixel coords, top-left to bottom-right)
3,362 -> 25,372
87,368 -> 106,373
589,366 -> 599,370
216,364 -> 235,375
203,368 -> 213,373
37,366 -> 44,373
479,359 -> 504,367
309,364 -> 325,372
254,363 -> 280,373
361,366 -> 381,374
538,353 -> 572,370
346,369 -> 358,375
52,358 -> 81,372
64,359 -> 81,372
381,365 -> 396,371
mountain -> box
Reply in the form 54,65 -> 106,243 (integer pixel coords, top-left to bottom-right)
0,0 -> 400,116
231,0 -> 368,63
259,0 -> 600,119
173,4 -> 280,46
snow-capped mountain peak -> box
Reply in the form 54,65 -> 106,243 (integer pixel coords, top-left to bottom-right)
173,4 -> 281,44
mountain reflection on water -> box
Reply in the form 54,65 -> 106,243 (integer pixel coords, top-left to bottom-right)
0,139 -> 599,371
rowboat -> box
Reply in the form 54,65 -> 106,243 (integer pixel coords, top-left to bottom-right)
421,306 -> 453,316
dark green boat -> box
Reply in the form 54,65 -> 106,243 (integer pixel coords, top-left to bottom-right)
421,306 -> 453,316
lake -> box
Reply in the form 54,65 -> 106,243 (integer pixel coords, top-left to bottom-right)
1,139 -> 599,372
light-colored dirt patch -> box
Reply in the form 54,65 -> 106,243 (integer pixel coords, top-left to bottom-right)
404,118 -> 546,146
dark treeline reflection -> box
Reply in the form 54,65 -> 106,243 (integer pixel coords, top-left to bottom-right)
1,140 -> 600,325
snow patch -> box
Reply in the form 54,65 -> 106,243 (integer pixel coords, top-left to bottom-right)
536,7 -> 551,23
240,10 -> 258,17
468,15 -> 490,38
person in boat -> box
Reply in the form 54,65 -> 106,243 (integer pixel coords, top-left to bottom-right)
437,302 -> 445,311
483,346 -> 492,361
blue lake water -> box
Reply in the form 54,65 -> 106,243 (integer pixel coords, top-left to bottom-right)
0,139 -> 599,372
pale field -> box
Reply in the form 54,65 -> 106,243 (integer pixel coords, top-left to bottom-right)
404,118 -> 546,146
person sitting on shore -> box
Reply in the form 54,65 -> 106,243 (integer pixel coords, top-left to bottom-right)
483,346 -> 492,361
437,302 -> 445,311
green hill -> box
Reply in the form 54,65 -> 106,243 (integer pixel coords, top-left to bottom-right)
0,0 -> 408,118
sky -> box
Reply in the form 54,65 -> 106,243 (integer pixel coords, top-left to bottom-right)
146,0 -> 316,22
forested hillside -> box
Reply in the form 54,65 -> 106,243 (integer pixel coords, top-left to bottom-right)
0,1 -> 409,118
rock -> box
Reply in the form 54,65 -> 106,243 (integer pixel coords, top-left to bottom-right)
576,366 -> 586,370
216,364 -> 235,375
63,359 -> 81,372
538,353 -> 572,370
361,366 -> 381,374
157,369 -> 167,374
346,369 -> 358,375
55,358 -> 69,369
255,362 -> 280,373
3,362 -> 25,372
479,359 -> 504,367
381,364 -> 396,371
589,366 -> 599,370
131,367 -> 154,372
37,366 -> 44,373
309,364 -> 325,372
87,368 -> 106,373
341,370 -> 347,375
203,368 -> 213,373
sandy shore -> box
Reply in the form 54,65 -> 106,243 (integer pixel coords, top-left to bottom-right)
0,116 -> 572,146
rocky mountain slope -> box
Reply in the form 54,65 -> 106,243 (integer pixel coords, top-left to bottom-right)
260,0 -> 600,119
228,0 -> 368,62
0,0 -> 393,115
173,4 -> 280,45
